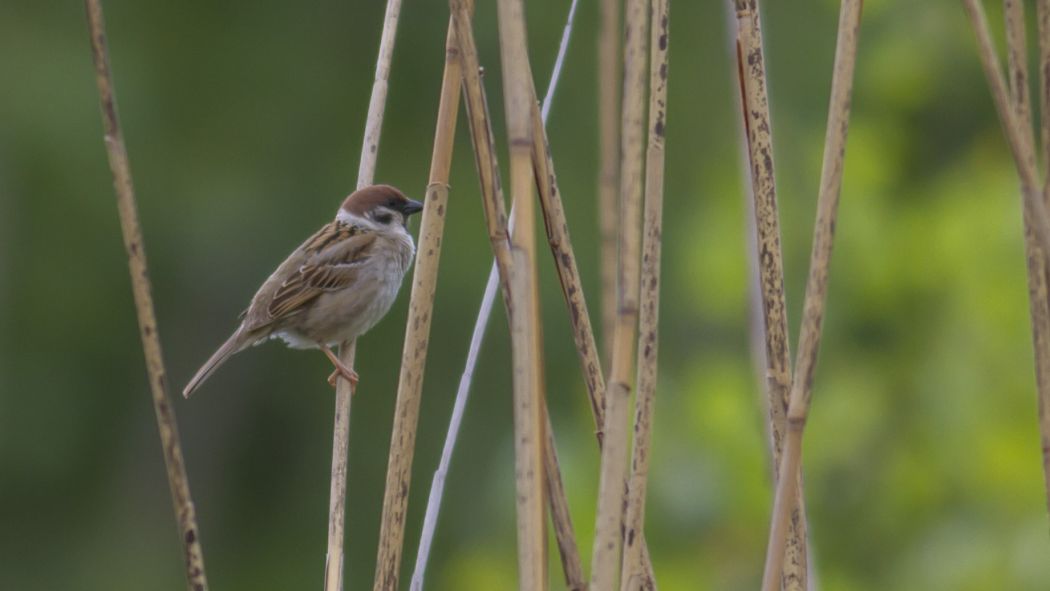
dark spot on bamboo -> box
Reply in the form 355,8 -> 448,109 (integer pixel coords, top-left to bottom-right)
185,528 -> 196,544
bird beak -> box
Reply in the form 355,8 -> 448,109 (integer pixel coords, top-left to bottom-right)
403,199 -> 424,216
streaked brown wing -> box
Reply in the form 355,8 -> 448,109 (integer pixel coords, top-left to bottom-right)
266,228 -> 376,320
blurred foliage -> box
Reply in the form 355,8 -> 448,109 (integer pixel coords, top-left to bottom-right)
2,1 -> 1050,589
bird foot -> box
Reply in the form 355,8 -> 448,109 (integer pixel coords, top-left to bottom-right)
321,345 -> 359,392
327,367 -> 359,390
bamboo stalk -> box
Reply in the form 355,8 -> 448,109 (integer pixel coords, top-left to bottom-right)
83,2 -> 208,590
528,42 -> 659,591
411,3 -> 587,586
1002,0 -> 1050,522
731,2 -> 809,588
328,2 -> 403,590
405,9 -> 474,590
454,3 -> 564,588
496,1 -> 549,587
963,0 -> 1050,255
1038,0 -> 1050,520
598,0 -> 623,368
759,1 -> 862,589
1039,0 -> 1050,188
620,1 -> 669,589
325,342 -> 356,591
529,48 -> 606,447
369,4 -> 464,590
590,0 -> 648,587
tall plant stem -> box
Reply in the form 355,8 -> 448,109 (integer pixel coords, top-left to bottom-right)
620,1 -> 669,589
496,0 -> 549,586
1038,0 -> 1050,520
369,4 -> 466,591
598,0 -> 623,368
411,2 -> 592,587
731,1 -> 809,588
453,1 -> 558,588
963,0 -> 1050,254
1000,0 -> 1050,521
590,0 -> 648,587
759,1 -> 862,589
328,1 -> 403,590
84,2 -> 208,589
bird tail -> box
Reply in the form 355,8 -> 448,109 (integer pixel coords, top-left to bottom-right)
183,328 -> 253,398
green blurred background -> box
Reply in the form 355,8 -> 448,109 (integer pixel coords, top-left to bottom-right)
3,1 -> 1050,589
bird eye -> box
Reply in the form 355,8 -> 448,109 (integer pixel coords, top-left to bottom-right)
375,213 -> 394,225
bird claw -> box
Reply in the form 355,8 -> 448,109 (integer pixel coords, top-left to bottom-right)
320,344 -> 359,392
327,367 -> 359,390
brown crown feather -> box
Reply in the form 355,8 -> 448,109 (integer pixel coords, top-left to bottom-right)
340,184 -> 409,217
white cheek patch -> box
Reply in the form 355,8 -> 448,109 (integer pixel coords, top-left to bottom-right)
336,209 -> 375,228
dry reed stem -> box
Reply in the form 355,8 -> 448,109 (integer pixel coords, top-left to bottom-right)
453,1 -> 514,282
963,0 -> 1050,256
84,3 -> 208,589
369,5 -> 464,590
731,2 -> 809,588
518,25 -> 596,591
1001,0 -> 1050,521
1038,0 -> 1050,517
497,1 -> 549,586
599,0 -> 623,369
412,4 -> 584,584
542,409 -> 587,590
590,0 -> 648,587
529,63 -> 607,445
759,1 -> 862,588
530,74 -> 657,591
325,342 -> 356,591
620,1 -> 668,589
405,10 -> 474,589
329,1 -> 401,590
1040,0 -> 1050,187
455,4 -> 572,588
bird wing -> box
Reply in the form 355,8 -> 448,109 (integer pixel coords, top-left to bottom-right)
264,221 -> 377,321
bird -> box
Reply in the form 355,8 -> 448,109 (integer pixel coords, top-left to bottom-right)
183,184 -> 424,398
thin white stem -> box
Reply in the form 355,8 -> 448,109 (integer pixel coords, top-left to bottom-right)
409,3 -> 578,586
541,0 -> 580,122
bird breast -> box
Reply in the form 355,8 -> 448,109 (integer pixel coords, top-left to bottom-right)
280,229 -> 415,348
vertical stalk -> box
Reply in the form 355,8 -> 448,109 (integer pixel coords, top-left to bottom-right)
496,1 -> 549,587
1002,0 -> 1050,521
325,343 -> 356,591
84,3 -> 209,590
371,3 -> 465,589
963,0 -> 1050,253
620,0 -> 669,589
590,0 -> 648,587
759,1 -> 862,588
1038,0 -> 1050,519
406,8 -> 474,590
333,1 -> 402,590
731,1 -> 808,588
598,0 -> 623,368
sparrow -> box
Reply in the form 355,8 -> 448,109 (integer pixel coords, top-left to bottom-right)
183,184 -> 423,398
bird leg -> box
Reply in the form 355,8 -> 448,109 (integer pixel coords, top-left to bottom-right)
321,345 -> 359,391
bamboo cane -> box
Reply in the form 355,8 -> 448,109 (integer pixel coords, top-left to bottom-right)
84,2 -> 208,589
590,0 -> 648,587
620,0 -> 669,588
759,1 -> 862,589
